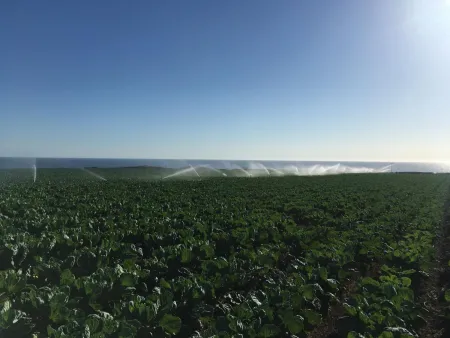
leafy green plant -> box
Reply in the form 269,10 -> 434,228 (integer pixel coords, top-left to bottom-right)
0,171 -> 448,337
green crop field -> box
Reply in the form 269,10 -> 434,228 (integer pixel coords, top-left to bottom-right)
1,171 -> 450,337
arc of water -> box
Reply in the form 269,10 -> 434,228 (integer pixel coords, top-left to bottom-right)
228,162 -> 251,177
247,162 -> 270,176
163,167 -> 193,179
268,167 -> 284,176
189,165 -> 200,177
82,168 -> 107,181
332,163 -> 342,174
377,164 -> 393,173
323,163 -> 340,175
308,164 -> 318,175
255,162 -> 270,175
162,165 -> 200,180
197,164 -> 227,176
317,165 -> 328,175
281,165 -> 295,175
261,163 -> 270,176
32,165 -> 37,183
237,166 -> 251,177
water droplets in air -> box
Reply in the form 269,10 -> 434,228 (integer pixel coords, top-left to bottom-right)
161,161 -> 392,180
223,161 -> 252,177
190,165 -> 200,177
163,164 -> 226,179
32,164 -> 37,183
268,167 -> 284,176
163,166 -> 200,180
82,168 -> 107,181
248,162 -> 271,176
196,164 -> 227,176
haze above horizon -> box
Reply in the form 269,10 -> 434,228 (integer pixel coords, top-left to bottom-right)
1,1 -> 449,162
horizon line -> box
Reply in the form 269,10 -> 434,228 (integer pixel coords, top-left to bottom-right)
0,156 -> 447,164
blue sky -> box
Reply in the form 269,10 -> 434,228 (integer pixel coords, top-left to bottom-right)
1,0 -> 449,161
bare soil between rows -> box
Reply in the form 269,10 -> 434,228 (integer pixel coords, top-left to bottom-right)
417,188 -> 450,337
309,187 -> 450,338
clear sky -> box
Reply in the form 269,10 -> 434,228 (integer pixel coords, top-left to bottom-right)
1,0 -> 449,162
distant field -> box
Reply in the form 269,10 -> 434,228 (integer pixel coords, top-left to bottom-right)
0,163 -> 395,183
0,173 -> 449,337
0,166 -> 265,182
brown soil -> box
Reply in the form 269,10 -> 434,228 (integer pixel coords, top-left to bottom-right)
309,182 -> 450,338
417,191 -> 450,338
307,263 -> 380,338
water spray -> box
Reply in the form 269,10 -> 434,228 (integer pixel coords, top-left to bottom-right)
32,165 -> 37,183
82,168 -> 107,181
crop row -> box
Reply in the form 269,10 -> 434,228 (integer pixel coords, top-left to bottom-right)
0,172 -> 449,337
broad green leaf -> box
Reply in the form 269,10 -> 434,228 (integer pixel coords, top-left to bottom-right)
361,277 -> 380,287
358,311 -> 371,325
281,311 -> 304,334
304,309 -> 321,325
445,289 -> 450,302
60,269 -> 75,286
312,297 -> 321,311
118,322 -> 138,338
400,277 -> 411,287
160,278 -> 171,289
302,285 -> 314,300
228,315 -> 244,332
259,324 -> 280,337
327,279 -> 339,289
0,292 -> 8,304
159,314 -> 182,335
338,269 -> 348,279
251,294 -> 262,306
181,248 -> 192,263
397,287 -> 414,302
1,299 -> 11,313
382,284 -> 397,298
343,303 -> 357,316
102,317 -> 119,334
318,267 -> 328,280
201,244 -> 215,258
120,273 -> 135,287
378,332 -> 394,338
47,325 -> 58,337
84,324 -> 91,337
384,327 -> 414,336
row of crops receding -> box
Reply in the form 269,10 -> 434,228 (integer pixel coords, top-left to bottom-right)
1,171 -> 450,337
